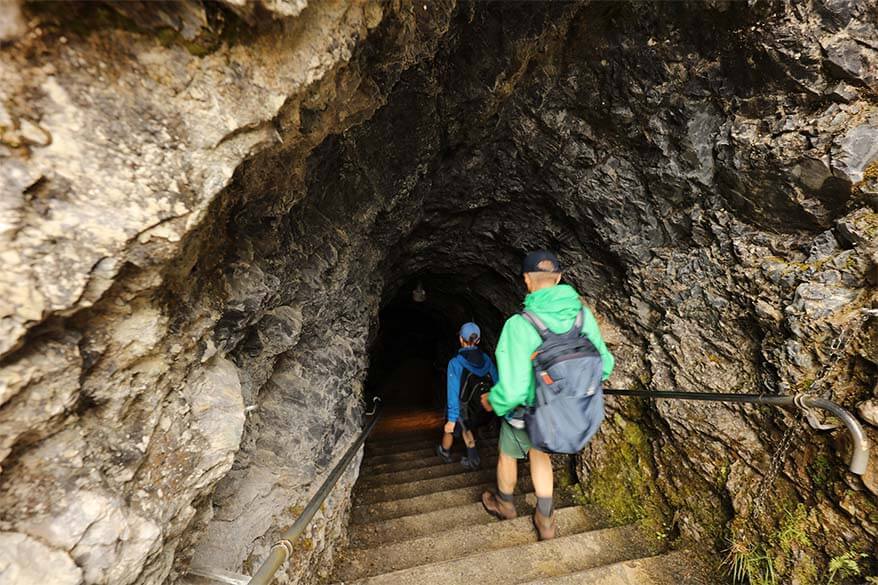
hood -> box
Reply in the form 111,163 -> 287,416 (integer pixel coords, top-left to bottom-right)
460,346 -> 485,367
458,347 -> 490,374
522,284 -> 583,332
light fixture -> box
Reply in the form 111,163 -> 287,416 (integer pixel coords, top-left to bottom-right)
412,281 -> 426,303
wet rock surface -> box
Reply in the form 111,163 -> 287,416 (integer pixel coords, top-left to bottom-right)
1,1 -> 454,583
1,1 -> 877,584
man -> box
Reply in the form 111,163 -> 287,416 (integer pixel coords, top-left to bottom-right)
480,250 -> 614,540
437,322 -> 499,470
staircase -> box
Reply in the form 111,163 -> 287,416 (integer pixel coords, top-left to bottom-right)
332,410 -> 710,585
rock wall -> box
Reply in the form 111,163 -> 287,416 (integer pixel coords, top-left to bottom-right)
297,1 -> 878,581
1,1 -> 455,583
1,1 -> 877,585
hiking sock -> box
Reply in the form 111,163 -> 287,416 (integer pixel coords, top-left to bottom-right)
536,496 -> 554,517
466,446 -> 480,464
436,445 -> 453,463
497,490 -> 514,503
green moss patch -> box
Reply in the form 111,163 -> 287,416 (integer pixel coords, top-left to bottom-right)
579,414 -> 669,536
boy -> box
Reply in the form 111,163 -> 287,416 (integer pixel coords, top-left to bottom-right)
437,322 -> 499,470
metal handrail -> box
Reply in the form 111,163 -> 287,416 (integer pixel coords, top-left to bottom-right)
247,398 -> 383,585
604,388 -> 870,475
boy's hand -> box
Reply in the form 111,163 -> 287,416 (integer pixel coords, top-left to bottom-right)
480,393 -> 493,412
444,421 -> 456,434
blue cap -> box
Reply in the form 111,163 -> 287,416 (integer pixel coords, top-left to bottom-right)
459,322 -> 481,342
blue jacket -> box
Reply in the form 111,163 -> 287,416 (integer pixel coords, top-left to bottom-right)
446,347 -> 499,422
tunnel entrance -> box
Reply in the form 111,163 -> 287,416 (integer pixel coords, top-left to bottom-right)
366,288 -> 451,411
365,275 -> 507,414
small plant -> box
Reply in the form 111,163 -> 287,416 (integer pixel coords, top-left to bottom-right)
724,541 -> 777,585
775,504 -> 811,553
865,576 -> 878,585
827,551 -> 867,584
807,453 -> 832,488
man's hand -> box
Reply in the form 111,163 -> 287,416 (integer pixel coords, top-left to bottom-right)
444,421 -> 456,434
480,393 -> 493,412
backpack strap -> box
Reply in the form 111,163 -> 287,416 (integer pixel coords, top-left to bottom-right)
520,310 -> 550,341
521,309 -> 585,340
459,369 -> 474,399
566,309 -> 585,339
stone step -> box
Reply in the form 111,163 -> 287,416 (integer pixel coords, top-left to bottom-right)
520,551 -> 706,585
367,423 -> 499,446
363,437 -> 497,465
350,478 -> 533,524
365,433 -> 498,456
367,427 -> 445,445
350,494 -> 538,549
358,449 -> 497,481
341,524 -> 660,585
334,506 -> 602,581
362,446 -> 446,466
362,444 -> 498,467
358,454 -> 501,487
355,467 -> 499,504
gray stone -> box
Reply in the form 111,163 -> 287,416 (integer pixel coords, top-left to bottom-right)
0,531 -> 83,585
831,122 -> 878,184
823,32 -> 878,92
18,118 -> 52,147
0,0 -> 25,42
827,82 -> 860,104
858,399 -> 878,427
808,230 -> 840,260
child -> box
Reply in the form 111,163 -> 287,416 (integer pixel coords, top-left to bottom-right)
437,322 -> 498,470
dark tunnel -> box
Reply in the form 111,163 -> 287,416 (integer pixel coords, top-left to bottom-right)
365,273 -> 512,411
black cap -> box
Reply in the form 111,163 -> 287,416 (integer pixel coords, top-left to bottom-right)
522,250 -> 561,274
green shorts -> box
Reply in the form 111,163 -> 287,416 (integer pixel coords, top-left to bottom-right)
499,419 -> 532,459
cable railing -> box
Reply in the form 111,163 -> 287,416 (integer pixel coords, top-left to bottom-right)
603,388 -> 869,475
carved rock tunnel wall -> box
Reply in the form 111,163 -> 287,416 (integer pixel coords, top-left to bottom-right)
1,1 -> 877,584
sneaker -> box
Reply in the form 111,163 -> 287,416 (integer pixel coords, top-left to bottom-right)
436,444 -> 453,464
460,455 -> 481,470
481,490 -> 517,520
533,509 -> 557,540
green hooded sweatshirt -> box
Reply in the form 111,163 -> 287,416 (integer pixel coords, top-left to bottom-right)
488,284 -> 615,417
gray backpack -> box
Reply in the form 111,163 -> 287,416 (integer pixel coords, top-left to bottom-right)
520,309 -> 605,454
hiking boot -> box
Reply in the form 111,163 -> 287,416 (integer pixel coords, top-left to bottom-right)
436,445 -> 453,464
533,509 -> 557,540
481,490 -> 517,520
460,455 -> 481,470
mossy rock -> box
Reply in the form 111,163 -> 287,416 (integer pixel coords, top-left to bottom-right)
579,414 -> 669,536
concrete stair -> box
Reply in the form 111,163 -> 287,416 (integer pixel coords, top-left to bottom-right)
336,506 -> 609,580
333,412 -> 712,585
350,495 -> 537,548
357,454 -> 501,486
523,551 -> 699,584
